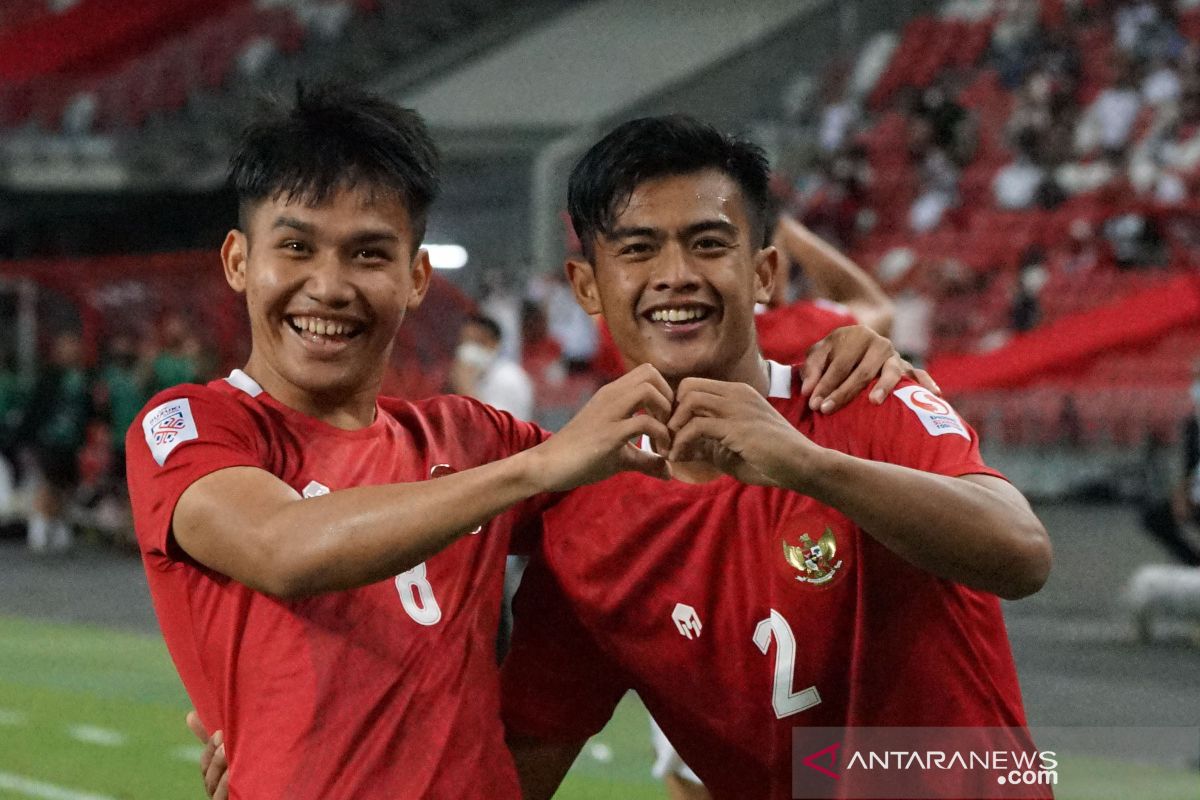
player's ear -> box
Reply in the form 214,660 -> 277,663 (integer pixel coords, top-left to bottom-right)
406,247 -> 433,310
221,230 -> 248,294
753,244 -> 778,306
565,258 -> 602,316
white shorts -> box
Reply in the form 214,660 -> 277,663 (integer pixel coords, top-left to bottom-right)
649,717 -> 702,785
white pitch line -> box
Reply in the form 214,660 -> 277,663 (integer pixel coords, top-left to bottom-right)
0,771 -> 117,800
171,744 -> 205,763
65,725 -> 126,748
0,708 -> 27,726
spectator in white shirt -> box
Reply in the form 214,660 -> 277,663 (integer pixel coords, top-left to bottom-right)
449,315 -> 534,421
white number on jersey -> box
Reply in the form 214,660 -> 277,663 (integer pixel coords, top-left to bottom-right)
395,562 -> 442,626
753,609 -> 821,718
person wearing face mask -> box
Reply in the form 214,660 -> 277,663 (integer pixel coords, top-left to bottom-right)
450,314 -> 535,421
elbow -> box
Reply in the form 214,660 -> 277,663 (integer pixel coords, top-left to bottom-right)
996,522 -> 1052,601
253,532 -> 325,600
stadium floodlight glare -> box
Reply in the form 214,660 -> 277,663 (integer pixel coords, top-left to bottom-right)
423,243 -> 468,270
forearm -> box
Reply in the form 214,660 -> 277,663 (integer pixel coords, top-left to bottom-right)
774,218 -> 894,334
788,449 -> 1050,599
242,451 -> 542,598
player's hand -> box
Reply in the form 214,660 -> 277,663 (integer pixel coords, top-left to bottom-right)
800,325 -> 941,413
666,377 -> 821,487
529,363 -> 674,490
186,711 -> 228,800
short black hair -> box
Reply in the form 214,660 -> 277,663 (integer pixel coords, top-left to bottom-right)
467,314 -> 502,344
568,115 -> 771,262
229,83 -> 440,248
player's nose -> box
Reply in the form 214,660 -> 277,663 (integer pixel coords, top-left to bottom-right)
303,253 -> 356,307
651,243 -> 701,293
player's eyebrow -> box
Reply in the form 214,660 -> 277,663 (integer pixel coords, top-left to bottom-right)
681,219 -> 738,239
345,230 -> 401,246
605,225 -> 660,241
271,216 -> 316,234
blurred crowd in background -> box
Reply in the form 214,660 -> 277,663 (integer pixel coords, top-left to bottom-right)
1,0 -> 1200,576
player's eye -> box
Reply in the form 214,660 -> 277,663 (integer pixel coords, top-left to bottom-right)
618,242 -> 653,257
694,237 -> 730,252
279,240 -> 311,255
354,248 -> 391,263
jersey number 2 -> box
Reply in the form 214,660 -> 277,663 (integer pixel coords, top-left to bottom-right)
395,563 -> 442,626
753,609 -> 821,718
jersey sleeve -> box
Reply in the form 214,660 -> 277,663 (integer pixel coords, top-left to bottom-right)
125,386 -> 265,559
501,554 -> 629,741
851,380 -> 1006,480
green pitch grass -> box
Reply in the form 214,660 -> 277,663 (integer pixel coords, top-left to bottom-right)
0,615 -> 1195,800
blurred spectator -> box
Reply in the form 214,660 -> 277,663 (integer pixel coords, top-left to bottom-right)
910,146 -> 959,232
1115,0 -> 1183,64
449,315 -> 534,421
527,271 -> 597,373
1103,210 -> 1167,268
913,83 -> 973,163
994,131 -> 1047,209
1129,86 -> 1200,202
1010,248 -> 1047,332
150,312 -> 203,393
1141,56 -> 1182,107
16,332 -> 92,554
1054,150 -> 1119,196
991,0 -> 1042,88
890,275 -> 934,366
94,332 -> 151,491
819,99 -> 859,154
1136,371 -> 1200,566
0,347 -> 26,523
478,269 -> 523,363
1050,218 -> 1108,274
1075,62 -> 1142,155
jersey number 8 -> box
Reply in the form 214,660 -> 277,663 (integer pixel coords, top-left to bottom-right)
396,562 -> 442,626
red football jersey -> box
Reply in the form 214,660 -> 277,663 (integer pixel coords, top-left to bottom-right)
127,370 -> 549,800
501,364 -> 1035,800
755,298 -> 857,365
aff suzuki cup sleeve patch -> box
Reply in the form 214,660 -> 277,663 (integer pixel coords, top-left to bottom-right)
893,385 -> 970,441
143,398 -> 199,465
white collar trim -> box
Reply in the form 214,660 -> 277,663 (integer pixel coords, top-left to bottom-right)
225,369 -> 264,398
766,360 -> 792,399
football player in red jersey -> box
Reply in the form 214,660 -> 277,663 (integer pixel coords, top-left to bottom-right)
125,86 -> 692,800
500,116 -> 1053,800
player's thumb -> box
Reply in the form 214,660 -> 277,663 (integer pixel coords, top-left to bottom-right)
619,443 -> 670,480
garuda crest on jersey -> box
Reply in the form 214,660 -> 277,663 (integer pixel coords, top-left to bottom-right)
783,526 -> 844,587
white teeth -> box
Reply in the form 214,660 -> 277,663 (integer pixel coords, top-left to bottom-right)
290,316 -> 356,337
650,307 -> 707,323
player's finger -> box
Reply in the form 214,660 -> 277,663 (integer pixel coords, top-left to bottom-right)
667,390 -> 727,432
869,358 -> 905,404
800,339 -> 832,397
619,442 -> 671,480
186,711 -> 208,744
820,336 -> 896,412
913,367 -> 941,396
807,346 -> 862,411
214,771 -> 230,800
668,417 -> 723,462
621,415 -> 672,457
204,740 -> 226,798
